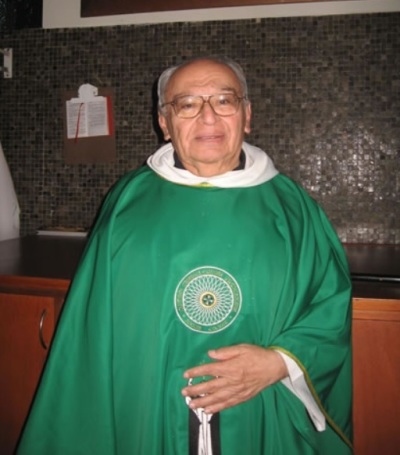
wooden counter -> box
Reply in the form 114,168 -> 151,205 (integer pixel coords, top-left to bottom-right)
0,234 -> 85,281
344,243 -> 400,300
0,236 -> 399,455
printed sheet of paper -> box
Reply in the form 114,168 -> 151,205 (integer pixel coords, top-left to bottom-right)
66,97 -> 110,139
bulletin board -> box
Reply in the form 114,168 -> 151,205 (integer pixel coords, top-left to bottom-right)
62,85 -> 116,164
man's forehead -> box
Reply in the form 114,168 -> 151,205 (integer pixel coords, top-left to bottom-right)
167,60 -> 241,95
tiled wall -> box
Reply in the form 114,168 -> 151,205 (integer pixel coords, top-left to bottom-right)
0,13 -> 399,243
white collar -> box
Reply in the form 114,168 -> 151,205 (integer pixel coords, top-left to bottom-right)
147,141 -> 278,188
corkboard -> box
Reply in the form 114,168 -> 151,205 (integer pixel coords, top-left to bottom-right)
62,87 -> 116,164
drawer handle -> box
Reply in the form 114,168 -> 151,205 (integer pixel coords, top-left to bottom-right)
39,309 -> 48,350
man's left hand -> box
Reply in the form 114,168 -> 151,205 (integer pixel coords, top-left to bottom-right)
182,344 -> 288,414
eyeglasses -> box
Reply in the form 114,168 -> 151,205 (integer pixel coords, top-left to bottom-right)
162,93 -> 246,119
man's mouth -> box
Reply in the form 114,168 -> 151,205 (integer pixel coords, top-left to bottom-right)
195,134 -> 224,141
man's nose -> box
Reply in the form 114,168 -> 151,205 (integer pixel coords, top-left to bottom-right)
199,100 -> 218,123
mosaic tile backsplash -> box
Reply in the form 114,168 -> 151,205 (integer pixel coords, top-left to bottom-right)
0,13 -> 399,243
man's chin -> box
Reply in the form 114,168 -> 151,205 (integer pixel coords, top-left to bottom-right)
190,144 -> 229,159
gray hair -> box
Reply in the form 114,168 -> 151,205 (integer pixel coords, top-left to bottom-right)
157,57 -> 249,115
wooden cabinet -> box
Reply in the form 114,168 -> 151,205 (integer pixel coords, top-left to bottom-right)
352,297 -> 400,455
0,236 -> 83,455
0,277 -> 69,455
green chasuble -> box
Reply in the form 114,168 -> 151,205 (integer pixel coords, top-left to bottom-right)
17,166 -> 352,454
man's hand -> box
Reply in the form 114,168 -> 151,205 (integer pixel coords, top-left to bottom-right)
182,344 -> 288,414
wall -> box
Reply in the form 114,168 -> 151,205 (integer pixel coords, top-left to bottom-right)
0,11 -> 399,242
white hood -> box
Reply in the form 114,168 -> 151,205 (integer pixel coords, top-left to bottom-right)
147,141 -> 278,188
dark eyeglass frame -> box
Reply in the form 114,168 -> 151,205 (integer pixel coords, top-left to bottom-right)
161,93 -> 247,119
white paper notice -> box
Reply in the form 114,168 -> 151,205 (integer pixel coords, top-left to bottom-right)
66,97 -> 109,139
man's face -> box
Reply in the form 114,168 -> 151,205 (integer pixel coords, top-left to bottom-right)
158,59 -> 252,177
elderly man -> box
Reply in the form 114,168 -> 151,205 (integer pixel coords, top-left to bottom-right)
18,57 -> 352,455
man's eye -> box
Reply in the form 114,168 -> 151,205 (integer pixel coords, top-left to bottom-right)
178,98 -> 198,110
180,102 -> 195,110
217,96 -> 234,106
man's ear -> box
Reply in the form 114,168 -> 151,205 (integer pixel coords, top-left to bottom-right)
158,113 -> 171,141
244,102 -> 252,134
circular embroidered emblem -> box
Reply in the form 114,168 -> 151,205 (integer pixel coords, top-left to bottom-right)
174,266 -> 242,333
